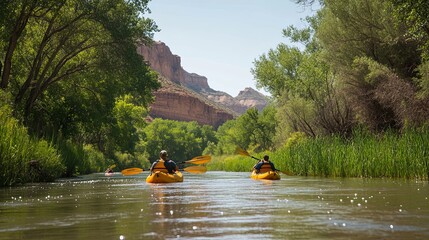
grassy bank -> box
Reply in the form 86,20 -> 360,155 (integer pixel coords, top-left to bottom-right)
0,105 -> 65,186
276,128 -> 429,180
207,155 -> 256,172
207,129 -> 429,180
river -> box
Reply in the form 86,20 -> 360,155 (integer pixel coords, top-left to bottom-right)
0,171 -> 428,239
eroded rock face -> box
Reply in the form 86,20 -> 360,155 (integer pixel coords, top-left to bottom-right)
137,42 -> 210,90
203,87 -> 268,114
151,90 -> 234,128
137,41 -> 184,84
137,41 -> 268,127
183,73 -> 211,92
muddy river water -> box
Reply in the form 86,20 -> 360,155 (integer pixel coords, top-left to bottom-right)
0,171 -> 428,239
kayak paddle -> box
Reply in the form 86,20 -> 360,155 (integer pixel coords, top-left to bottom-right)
177,155 -> 211,165
235,147 -> 259,160
121,167 -> 143,176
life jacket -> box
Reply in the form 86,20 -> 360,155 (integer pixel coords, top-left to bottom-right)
151,160 -> 169,173
259,162 -> 274,173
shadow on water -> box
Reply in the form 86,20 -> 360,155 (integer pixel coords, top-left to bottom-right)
0,171 -> 428,239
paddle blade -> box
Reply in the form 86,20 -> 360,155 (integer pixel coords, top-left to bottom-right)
121,168 -> 143,176
183,166 -> 207,174
109,164 -> 116,169
235,147 -> 250,157
185,155 -> 211,165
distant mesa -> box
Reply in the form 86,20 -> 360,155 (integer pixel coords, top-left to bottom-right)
137,41 -> 268,127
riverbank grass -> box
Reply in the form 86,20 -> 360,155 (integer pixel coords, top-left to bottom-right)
208,129 -> 428,180
0,106 -> 65,186
275,129 -> 429,180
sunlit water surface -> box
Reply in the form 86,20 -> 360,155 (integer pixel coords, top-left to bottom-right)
0,171 -> 428,239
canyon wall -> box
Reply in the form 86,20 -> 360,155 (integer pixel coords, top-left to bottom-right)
150,81 -> 235,128
137,41 -> 267,127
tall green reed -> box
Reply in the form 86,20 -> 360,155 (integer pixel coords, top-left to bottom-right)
276,128 -> 429,180
0,106 -> 64,186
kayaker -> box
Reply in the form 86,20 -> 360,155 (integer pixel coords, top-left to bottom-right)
253,155 -> 276,173
150,150 -> 178,174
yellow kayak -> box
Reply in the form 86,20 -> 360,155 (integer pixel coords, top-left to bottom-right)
146,171 -> 183,183
251,170 -> 281,180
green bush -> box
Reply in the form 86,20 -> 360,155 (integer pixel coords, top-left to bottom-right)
0,104 -> 65,186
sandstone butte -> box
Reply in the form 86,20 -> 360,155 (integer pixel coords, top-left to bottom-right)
137,41 -> 268,128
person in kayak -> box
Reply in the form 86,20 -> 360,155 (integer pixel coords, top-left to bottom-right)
253,155 -> 276,173
150,150 -> 178,174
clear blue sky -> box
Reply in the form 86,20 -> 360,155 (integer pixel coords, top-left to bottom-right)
147,0 -> 319,97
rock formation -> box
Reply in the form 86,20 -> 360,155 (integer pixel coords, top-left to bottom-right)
150,78 -> 236,128
137,41 -> 268,127
202,87 -> 268,114
137,42 -> 211,91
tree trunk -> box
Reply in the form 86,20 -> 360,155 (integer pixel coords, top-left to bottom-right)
1,3 -> 32,89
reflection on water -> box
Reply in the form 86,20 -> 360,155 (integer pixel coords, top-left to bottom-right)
0,172 -> 428,239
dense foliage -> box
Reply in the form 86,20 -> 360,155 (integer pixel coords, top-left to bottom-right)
2,0 -> 429,184
240,0 -> 429,179
137,119 -> 216,164
205,105 -> 277,155
0,0 -> 160,184
252,0 -> 429,144
0,98 -> 64,186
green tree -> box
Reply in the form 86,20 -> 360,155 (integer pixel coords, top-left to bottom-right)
1,0 -> 160,176
391,0 -> 429,60
213,120 -> 240,155
255,105 -> 277,149
317,0 -> 427,130
1,0 -> 159,128
318,0 -> 419,79
252,44 -> 303,98
137,119 -> 216,163
112,94 -> 148,153
253,14 -> 354,139
212,105 -> 278,153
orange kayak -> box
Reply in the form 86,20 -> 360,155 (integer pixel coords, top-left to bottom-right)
146,171 -> 183,183
251,170 -> 281,180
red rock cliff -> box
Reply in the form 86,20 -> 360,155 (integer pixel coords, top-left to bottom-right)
150,78 -> 235,128
137,42 -> 210,91
137,41 -> 267,127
